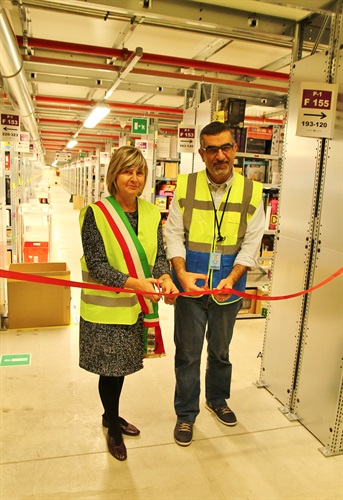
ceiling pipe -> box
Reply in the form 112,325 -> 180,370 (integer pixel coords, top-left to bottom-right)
36,105 -> 181,122
38,118 -> 132,129
0,8 -> 44,162
38,118 -> 176,135
244,116 -> 284,124
25,55 -> 288,94
134,68 -> 288,94
34,96 -> 184,115
17,36 -> 289,83
41,130 -> 121,139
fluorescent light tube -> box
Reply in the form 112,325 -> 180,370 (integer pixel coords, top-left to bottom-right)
66,139 -> 78,149
84,106 -> 110,128
103,48 -> 142,101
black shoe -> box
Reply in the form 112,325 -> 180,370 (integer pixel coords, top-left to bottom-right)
102,415 -> 140,436
174,421 -> 193,446
205,403 -> 237,426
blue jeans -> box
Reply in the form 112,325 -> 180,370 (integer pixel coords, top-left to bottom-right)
174,295 -> 242,423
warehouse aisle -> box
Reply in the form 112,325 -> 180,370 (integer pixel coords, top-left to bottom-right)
1,181 -> 342,500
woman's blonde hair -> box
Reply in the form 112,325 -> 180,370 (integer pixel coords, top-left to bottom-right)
106,146 -> 148,197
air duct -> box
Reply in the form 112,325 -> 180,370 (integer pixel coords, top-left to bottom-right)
0,6 -> 44,162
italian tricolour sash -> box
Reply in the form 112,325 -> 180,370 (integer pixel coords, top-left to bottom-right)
95,197 -> 165,358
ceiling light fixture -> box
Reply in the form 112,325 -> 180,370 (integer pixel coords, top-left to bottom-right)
84,106 -> 110,128
104,47 -> 143,100
104,79 -> 121,100
66,139 -> 78,148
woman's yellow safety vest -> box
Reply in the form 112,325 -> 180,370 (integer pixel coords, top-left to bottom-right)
175,170 -> 262,304
80,197 -> 161,325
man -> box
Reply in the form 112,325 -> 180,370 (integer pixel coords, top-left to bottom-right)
164,121 -> 265,446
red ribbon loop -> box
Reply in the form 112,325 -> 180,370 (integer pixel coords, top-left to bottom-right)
0,267 -> 342,301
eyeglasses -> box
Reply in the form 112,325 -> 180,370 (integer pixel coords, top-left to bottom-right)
201,143 -> 235,157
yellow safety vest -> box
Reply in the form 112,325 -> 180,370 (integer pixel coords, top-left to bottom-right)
80,197 -> 161,324
175,170 -> 262,303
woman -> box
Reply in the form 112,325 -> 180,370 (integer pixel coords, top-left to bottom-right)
79,146 -> 178,461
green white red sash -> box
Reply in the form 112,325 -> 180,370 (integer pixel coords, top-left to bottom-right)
95,196 -> 165,357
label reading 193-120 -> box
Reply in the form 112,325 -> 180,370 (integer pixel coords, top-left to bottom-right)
296,82 -> 338,139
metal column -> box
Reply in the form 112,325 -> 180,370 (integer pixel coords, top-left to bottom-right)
259,8 -> 343,455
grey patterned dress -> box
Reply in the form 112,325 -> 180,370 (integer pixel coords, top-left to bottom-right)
79,205 -> 171,377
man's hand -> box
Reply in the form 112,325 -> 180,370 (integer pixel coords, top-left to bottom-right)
214,264 -> 248,302
215,278 -> 234,302
171,256 -> 208,294
158,277 -> 179,305
177,269 -> 208,293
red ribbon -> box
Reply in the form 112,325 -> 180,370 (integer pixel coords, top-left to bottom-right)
1,267 -> 342,301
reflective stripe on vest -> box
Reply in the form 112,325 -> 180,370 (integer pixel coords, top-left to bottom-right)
176,170 -> 262,254
79,197 -> 161,325
173,170 -> 262,304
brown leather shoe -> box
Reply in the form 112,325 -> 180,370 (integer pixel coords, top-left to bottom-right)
107,433 -> 127,461
102,416 -> 140,436
119,418 -> 140,436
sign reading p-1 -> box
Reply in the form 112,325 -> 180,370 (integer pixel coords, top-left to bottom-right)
296,82 -> 338,139
177,125 -> 196,153
1,113 -> 20,142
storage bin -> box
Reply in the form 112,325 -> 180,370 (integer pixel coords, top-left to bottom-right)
23,241 -> 49,263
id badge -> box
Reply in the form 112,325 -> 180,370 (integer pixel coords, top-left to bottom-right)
209,252 -> 221,270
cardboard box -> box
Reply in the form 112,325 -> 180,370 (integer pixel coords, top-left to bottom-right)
244,160 -> 266,183
155,195 -> 167,211
73,195 -> 84,210
7,262 -> 71,329
238,288 -> 256,315
260,250 -> 273,267
255,286 -> 269,316
164,162 -> 179,179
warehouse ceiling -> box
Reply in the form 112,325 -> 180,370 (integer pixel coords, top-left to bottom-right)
0,0 -> 338,165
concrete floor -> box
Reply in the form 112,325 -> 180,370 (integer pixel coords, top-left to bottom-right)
1,181 -> 342,499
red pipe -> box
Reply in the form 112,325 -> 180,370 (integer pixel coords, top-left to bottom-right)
43,140 -> 105,146
27,55 -> 287,95
136,68 -> 288,94
38,118 -> 84,126
41,130 -> 120,139
35,95 -> 183,115
39,119 -> 177,139
36,105 -> 181,122
244,115 -> 284,124
17,36 -> 289,83
38,117 -> 131,129
44,145 -> 97,149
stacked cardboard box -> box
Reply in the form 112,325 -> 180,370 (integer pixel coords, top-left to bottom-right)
7,262 -> 71,329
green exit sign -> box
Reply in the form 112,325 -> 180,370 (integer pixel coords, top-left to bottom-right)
132,118 -> 148,134
1,353 -> 31,366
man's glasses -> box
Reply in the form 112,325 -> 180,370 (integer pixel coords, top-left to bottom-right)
201,143 -> 235,157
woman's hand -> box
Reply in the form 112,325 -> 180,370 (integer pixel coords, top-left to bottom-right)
124,277 -> 161,302
158,276 -> 179,305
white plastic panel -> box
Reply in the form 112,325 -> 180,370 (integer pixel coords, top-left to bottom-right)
293,45 -> 343,450
295,248 -> 342,447
260,51 -> 329,404
260,236 -> 306,402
